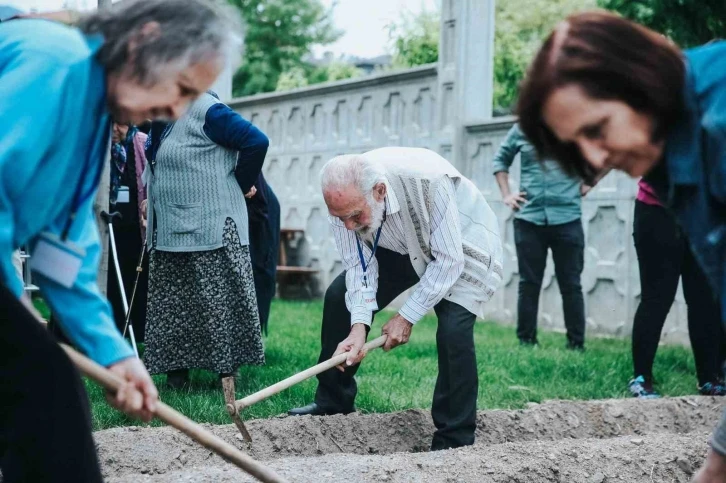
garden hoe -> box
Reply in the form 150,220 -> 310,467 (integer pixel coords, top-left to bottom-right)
27,307 -> 287,482
223,334 -> 388,441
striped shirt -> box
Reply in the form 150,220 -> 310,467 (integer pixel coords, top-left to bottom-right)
330,176 -> 465,326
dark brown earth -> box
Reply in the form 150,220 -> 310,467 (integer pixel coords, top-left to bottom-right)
97,396 -> 725,482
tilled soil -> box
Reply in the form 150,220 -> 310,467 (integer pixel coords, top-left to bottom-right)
97,396 -> 725,482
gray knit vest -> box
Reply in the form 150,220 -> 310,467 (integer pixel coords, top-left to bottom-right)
146,93 -> 248,252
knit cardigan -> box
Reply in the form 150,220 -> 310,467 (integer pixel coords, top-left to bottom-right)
145,94 -> 249,252
362,147 -> 504,319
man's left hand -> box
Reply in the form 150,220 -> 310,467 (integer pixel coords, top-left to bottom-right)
381,313 -> 413,351
245,186 -> 257,198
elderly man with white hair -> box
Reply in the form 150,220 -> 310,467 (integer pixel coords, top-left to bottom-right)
289,147 -> 503,450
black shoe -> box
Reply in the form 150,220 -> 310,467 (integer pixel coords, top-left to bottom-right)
288,402 -> 354,416
566,342 -> 585,352
430,438 -> 472,452
166,369 -> 190,389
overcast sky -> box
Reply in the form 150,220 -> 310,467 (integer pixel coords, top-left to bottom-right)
6,0 -> 439,58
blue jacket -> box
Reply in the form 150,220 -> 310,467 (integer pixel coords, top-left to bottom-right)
653,41 -> 726,325
0,19 -> 134,365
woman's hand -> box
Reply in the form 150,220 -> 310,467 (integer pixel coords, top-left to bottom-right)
106,357 -> 158,422
245,186 -> 257,199
140,199 -> 148,228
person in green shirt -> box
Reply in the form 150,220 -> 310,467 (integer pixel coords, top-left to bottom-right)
493,123 -> 590,349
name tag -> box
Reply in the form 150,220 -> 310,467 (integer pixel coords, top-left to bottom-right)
362,286 -> 378,311
117,186 -> 130,204
29,232 -> 85,289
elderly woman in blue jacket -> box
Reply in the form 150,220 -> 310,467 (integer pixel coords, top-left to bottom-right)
143,92 -> 269,388
516,11 -> 726,482
0,1 -> 239,481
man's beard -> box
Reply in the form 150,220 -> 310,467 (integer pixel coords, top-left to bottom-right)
356,195 -> 386,243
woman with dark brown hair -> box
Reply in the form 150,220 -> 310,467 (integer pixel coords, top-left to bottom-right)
516,10 -> 726,482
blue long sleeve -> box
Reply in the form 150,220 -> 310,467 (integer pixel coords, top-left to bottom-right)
0,19 -> 133,366
203,103 -> 269,194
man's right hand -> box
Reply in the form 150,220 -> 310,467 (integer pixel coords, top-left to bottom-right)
332,323 -> 367,372
503,191 -> 527,211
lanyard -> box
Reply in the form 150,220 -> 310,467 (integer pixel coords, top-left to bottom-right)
61,126 -> 110,241
355,208 -> 387,287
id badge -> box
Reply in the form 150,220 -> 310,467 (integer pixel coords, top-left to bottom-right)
362,286 -> 378,311
28,232 -> 85,289
117,186 -> 130,204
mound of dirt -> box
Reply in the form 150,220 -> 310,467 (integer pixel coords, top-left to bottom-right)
95,396 -> 724,482
106,431 -> 711,482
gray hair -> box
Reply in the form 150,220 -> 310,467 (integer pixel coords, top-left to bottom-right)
78,0 -> 243,85
320,154 -> 386,196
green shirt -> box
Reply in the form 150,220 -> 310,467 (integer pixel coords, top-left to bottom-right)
492,123 -> 582,226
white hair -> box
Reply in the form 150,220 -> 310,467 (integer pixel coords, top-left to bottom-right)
320,154 -> 386,195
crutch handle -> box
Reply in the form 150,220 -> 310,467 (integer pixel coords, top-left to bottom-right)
100,211 -> 122,224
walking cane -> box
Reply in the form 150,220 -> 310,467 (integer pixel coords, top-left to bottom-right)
101,211 -> 139,357
122,239 -> 147,338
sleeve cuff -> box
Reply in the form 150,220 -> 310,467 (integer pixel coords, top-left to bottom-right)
87,335 -> 135,367
492,165 -> 509,174
399,298 -> 429,325
350,305 -> 373,327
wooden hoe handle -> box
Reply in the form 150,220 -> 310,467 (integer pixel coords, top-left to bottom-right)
236,335 -> 388,411
61,344 -> 288,483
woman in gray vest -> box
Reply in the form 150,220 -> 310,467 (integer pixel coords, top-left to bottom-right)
142,91 -> 268,387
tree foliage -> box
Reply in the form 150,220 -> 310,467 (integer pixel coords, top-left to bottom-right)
597,0 -> 726,48
274,61 -> 363,92
229,0 -> 343,97
387,9 -> 440,68
494,0 -> 596,114
383,1 -> 594,113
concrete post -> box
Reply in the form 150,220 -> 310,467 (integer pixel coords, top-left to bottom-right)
436,0 -> 495,168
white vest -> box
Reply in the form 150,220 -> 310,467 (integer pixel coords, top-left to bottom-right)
362,147 -> 503,318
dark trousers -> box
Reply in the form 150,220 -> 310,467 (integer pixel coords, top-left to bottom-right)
248,183 -> 280,335
0,285 -> 103,483
514,218 -> 586,345
314,247 -> 478,450
632,200 -> 725,386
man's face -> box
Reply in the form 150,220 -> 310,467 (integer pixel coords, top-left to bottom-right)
324,183 -> 386,238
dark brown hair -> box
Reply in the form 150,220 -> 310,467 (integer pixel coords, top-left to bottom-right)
516,10 -> 686,183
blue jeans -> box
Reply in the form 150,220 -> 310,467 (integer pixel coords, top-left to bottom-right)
514,218 -> 586,346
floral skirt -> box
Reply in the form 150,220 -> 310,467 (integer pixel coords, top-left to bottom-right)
143,218 -> 265,375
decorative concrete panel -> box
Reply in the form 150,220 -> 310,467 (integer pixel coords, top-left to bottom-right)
230,66 -> 442,298
223,0 -> 688,343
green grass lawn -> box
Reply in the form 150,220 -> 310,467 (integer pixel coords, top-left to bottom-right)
77,300 -> 699,430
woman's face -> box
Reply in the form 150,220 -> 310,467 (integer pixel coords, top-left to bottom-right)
111,123 -> 129,143
542,84 -> 664,177
107,58 -> 222,126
